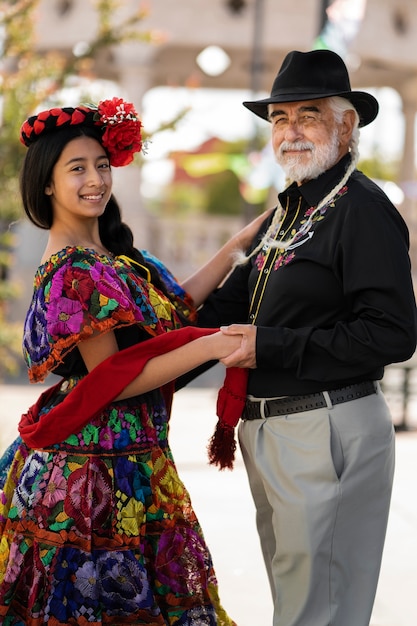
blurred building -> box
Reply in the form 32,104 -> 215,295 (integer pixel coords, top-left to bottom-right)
10,0 -> 417,322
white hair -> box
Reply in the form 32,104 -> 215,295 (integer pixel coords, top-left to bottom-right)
234,96 -> 360,267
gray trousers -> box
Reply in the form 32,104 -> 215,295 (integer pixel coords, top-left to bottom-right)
238,385 -> 395,626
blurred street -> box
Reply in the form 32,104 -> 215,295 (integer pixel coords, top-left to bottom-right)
1,383 -> 416,625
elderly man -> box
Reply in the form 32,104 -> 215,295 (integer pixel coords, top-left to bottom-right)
198,50 -> 417,625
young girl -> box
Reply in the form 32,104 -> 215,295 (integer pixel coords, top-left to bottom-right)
0,98 -> 266,625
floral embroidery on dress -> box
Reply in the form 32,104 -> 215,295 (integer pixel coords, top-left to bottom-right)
23,247 -> 192,382
0,246 -> 234,625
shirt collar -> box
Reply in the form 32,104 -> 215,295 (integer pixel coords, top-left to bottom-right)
279,153 -> 352,208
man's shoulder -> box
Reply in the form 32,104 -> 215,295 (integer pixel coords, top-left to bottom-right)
350,168 -> 385,191
343,169 -> 398,209
341,170 -> 409,236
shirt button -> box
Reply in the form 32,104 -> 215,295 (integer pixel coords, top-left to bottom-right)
264,268 -> 269,274
249,313 -> 255,320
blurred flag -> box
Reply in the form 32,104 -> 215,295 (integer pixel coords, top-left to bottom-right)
314,0 -> 367,58
179,153 -> 250,178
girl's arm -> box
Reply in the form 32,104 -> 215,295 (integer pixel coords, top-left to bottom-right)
78,328 -> 242,401
183,208 -> 272,307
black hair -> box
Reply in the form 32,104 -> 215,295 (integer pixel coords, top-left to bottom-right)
97,196 -> 167,289
20,125 -> 105,229
19,124 -> 167,290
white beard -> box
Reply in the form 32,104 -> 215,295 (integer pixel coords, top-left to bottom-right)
275,129 -> 340,182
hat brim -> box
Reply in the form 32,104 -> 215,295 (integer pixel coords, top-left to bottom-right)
242,90 -> 379,128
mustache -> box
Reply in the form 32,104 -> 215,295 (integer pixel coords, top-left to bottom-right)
279,141 -> 315,155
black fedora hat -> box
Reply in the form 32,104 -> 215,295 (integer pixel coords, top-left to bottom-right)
243,49 -> 378,127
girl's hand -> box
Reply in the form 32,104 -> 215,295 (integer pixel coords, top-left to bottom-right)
233,207 -> 274,251
182,208 -> 274,307
204,330 -> 243,362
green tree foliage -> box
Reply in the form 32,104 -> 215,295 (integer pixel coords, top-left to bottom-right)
162,138 -> 267,218
358,155 -> 400,182
0,0 -> 152,380
205,169 -> 243,215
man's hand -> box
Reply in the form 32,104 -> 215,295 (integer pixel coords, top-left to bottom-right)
219,324 -> 257,368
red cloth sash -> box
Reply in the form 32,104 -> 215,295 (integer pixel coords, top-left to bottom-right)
19,326 -> 248,469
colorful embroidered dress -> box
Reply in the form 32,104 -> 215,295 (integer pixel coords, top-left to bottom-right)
0,247 -> 234,626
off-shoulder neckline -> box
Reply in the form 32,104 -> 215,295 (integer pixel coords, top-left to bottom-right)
36,245 -> 114,273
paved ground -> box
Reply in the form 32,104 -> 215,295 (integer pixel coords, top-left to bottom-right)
1,382 -> 416,626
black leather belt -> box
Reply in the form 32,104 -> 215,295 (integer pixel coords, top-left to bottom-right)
242,381 -> 377,420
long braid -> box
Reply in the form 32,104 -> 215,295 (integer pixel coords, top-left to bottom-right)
99,196 -> 172,297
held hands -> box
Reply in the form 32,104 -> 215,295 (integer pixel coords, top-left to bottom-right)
204,330 -> 243,362
219,324 -> 257,369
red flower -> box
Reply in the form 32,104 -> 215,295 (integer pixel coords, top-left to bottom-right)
19,97 -> 143,166
65,460 -> 113,535
102,122 -> 142,166
63,267 -> 95,301
97,98 -> 143,167
97,97 -> 137,122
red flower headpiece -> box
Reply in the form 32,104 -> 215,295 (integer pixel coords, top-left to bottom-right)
20,97 -> 143,167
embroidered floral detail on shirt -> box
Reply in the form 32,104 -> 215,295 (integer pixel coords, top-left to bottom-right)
274,252 -> 295,270
259,184 -> 349,271
255,252 -> 267,272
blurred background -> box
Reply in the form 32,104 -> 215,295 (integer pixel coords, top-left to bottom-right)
1,0 -> 417,383
1,3 -> 417,624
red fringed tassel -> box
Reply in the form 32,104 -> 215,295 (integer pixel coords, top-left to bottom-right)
208,366 -> 248,470
207,421 -> 237,470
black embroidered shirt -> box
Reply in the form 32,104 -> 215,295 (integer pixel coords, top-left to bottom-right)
198,154 -> 417,397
